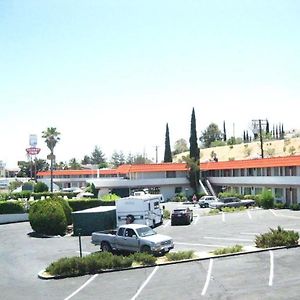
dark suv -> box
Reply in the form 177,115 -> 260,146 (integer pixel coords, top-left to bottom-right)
171,207 -> 193,225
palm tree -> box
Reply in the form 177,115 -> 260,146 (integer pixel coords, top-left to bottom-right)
42,127 -> 61,192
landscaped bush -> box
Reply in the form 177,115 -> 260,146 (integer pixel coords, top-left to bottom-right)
209,209 -> 220,215
131,252 -> 157,266
56,198 -> 73,225
259,189 -> 274,209
213,244 -> 243,255
289,203 -> 300,211
171,193 -> 187,202
255,226 -> 299,248
34,182 -> 49,193
163,209 -> 170,219
165,250 -> 194,261
100,193 -> 120,201
274,202 -> 287,209
29,200 -> 67,236
0,201 -> 25,214
67,199 -> 103,211
221,206 -> 246,213
46,252 -> 134,276
218,192 -> 243,199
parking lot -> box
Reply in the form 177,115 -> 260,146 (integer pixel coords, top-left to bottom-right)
1,206 -> 300,299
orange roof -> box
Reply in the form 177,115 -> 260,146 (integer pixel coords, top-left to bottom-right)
124,163 -> 187,173
201,155 -> 300,171
37,169 -> 121,176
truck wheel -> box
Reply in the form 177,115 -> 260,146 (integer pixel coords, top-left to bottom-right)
141,245 -> 151,254
101,241 -> 112,252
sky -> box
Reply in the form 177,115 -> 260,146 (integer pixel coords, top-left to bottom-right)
0,0 -> 299,168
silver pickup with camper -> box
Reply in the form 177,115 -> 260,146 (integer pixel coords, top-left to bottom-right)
91,224 -> 174,254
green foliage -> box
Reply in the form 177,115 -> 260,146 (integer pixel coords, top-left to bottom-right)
208,209 -> 220,215
213,245 -> 243,255
8,181 -> 23,192
67,199 -> 113,211
255,226 -> 299,248
221,206 -> 246,213
164,123 -> 172,162
29,200 -> 67,236
173,138 -> 188,155
166,250 -> 194,261
100,193 -> 120,201
218,192 -> 243,199
85,183 -> 97,197
200,122 -> 223,148
259,189 -> 274,209
163,209 -> 170,219
171,192 -> 187,202
290,203 -> 300,211
131,252 -> 157,266
34,182 -> 49,193
55,198 -> 73,225
0,201 -> 25,214
46,252 -> 135,276
274,202 -> 286,209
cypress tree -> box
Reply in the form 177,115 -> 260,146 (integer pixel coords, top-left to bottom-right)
223,121 -> 227,142
266,120 -> 270,135
163,123 -> 172,162
188,108 -> 200,193
243,131 -> 246,143
281,124 -> 284,139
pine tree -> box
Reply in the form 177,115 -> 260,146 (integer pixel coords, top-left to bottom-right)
223,121 -> 227,142
163,123 -> 172,162
188,108 -> 200,193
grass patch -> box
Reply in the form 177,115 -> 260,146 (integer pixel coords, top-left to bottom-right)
221,206 -> 246,213
212,244 -> 243,255
165,250 -> 194,261
255,226 -> 299,248
163,209 -> 170,219
208,209 -> 220,215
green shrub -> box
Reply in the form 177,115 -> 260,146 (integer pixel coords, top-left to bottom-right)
100,193 -> 120,201
46,252 -> 134,276
209,209 -> 220,215
213,244 -> 243,255
0,201 -> 25,214
29,200 -> 67,236
274,202 -> 286,209
56,198 -> 73,225
166,250 -> 194,261
290,203 -> 300,211
67,199 -> 103,211
218,192 -> 243,199
163,209 -> 170,219
255,226 -> 299,248
259,189 -> 274,209
131,252 -> 157,266
171,193 -> 187,202
34,182 -> 49,193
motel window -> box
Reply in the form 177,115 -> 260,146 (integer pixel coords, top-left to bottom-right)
274,167 -> 279,176
256,168 -> 262,176
166,171 -> 176,178
275,188 -> 283,200
247,168 -> 254,176
175,187 -> 182,194
243,187 -> 251,195
255,187 -> 262,195
240,169 -> 245,176
233,169 -> 238,176
266,168 -> 271,176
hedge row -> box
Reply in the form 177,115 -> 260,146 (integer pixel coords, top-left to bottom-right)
0,201 -> 25,214
67,199 -> 115,211
0,192 -> 78,201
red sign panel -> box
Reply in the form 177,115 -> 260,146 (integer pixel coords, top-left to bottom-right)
26,147 -> 41,155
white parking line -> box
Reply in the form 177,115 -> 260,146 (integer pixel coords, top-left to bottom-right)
175,242 -> 225,248
204,236 -> 253,242
270,210 -> 300,219
201,259 -> 214,296
240,232 -> 260,236
222,212 -> 225,222
64,274 -> 98,300
269,251 -> 274,286
193,215 -> 200,225
247,210 -> 252,220
131,266 -> 159,300
163,220 -> 171,228
76,251 -> 91,255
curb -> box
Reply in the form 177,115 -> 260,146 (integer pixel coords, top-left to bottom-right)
38,244 -> 300,280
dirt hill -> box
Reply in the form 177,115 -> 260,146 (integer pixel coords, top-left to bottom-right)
174,137 -> 300,163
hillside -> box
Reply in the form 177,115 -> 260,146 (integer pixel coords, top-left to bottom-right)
174,137 -> 300,163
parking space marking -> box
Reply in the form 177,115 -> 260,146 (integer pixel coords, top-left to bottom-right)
222,212 -> 225,222
163,220 -> 171,228
131,266 -> 159,300
64,274 -> 98,300
193,215 -> 200,225
204,236 -> 253,242
76,251 -> 91,256
269,251 -> 274,286
175,242 -> 225,248
247,210 -> 252,220
201,259 -> 214,296
240,232 -> 259,236
270,210 -> 300,219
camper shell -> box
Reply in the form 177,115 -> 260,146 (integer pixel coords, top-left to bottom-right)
116,193 -> 164,228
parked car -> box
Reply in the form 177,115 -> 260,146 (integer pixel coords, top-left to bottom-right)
91,224 -> 174,254
209,197 -> 255,209
171,207 -> 193,225
198,195 -> 219,208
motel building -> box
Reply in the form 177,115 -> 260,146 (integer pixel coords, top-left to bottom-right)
37,155 -> 300,204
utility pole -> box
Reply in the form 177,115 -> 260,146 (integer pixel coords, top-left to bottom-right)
252,119 -> 267,158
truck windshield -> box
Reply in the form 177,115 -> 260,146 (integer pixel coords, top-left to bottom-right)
136,227 -> 156,237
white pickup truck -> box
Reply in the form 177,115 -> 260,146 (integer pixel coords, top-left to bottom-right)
91,224 -> 174,254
